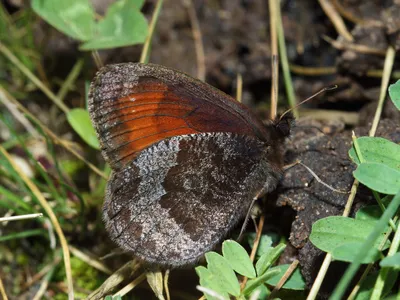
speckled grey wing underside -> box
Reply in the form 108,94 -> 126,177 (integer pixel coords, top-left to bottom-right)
103,132 -> 281,267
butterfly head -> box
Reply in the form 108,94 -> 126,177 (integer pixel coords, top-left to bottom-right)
272,111 -> 295,140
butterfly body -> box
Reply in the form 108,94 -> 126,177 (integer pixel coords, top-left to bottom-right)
89,63 -> 292,267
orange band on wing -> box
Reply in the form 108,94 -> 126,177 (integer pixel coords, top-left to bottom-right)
89,65 -> 269,170
95,88 -> 200,168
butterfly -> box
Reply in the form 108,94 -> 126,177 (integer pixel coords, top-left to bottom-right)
88,63 -> 294,267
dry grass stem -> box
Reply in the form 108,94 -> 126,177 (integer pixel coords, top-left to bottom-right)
0,213 -> 43,222
184,0 -> 206,81
87,259 -> 141,300
318,0 -> 353,41
0,145 -> 74,299
269,260 -> 300,299
69,245 -> 112,275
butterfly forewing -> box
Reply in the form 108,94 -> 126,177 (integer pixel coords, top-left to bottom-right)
88,63 -> 269,170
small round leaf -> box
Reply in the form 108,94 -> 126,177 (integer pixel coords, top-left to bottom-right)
222,240 -> 256,278
67,108 -> 100,149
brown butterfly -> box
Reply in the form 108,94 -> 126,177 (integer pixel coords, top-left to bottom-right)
88,63 -> 293,267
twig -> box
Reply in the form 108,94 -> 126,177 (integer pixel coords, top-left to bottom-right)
91,51 -> 103,70
240,215 -> 265,290
0,275 -> 8,300
236,73 -> 243,103
184,0 -> 206,81
369,46 -> 396,136
87,259 -> 141,300
113,273 -> 147,297
323,35 -> 386,56
0,213 -> 43,222
249,215 -> 265,263
0,145 -> 74,300
318,0 -> 353,42
269,260 -> 299,299
69,245 -> 112,275
140,0 -> 164,64
164,269 -> 171,300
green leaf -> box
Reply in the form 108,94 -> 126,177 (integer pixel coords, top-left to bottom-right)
196,266 -> 229,300
266,264 -> 306,290
248,284 -> 270,300
355,270 -> 398,300
354,163 -> 400,195
80,0 -> 148,50
104,296 -> 122,300
332,242 -> 381,263
0,229 -> 45,242
67,108 -> 100,149
247,233 -> 275,258
255,243 -> 286,276
222,240 -> 256,279
32,0 -> 95,40
331,190 -> 400,300
349,137 -> 400,169
388,80 -> 400,110
242,268 -> 280,296
380,253 -> 400,268
309,216 -> 388,263
59,159 -> 85,177
205,252 -> 240,297
355,205 -> 382,222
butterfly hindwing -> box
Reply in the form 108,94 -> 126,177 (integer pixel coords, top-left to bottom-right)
103,132 -> 281,266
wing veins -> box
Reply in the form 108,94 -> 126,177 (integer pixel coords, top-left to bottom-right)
109,125 -> 199,164
93,101 -> 194,121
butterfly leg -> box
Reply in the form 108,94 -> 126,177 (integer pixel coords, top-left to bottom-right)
237,191 -> 264,241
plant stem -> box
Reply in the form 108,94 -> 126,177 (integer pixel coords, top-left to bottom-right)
331,191 -> 400,300
276,0 -> 298,117
0,145 -> 74,300
140,0 -> 163,64
369,46 -> 396,137
0,213 -> 42,222
268,0 -> 279,119
371,217 -> 400,299
184,0 -> 205,81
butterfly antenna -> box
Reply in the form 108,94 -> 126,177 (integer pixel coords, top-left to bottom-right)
279,85 -> 338,121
